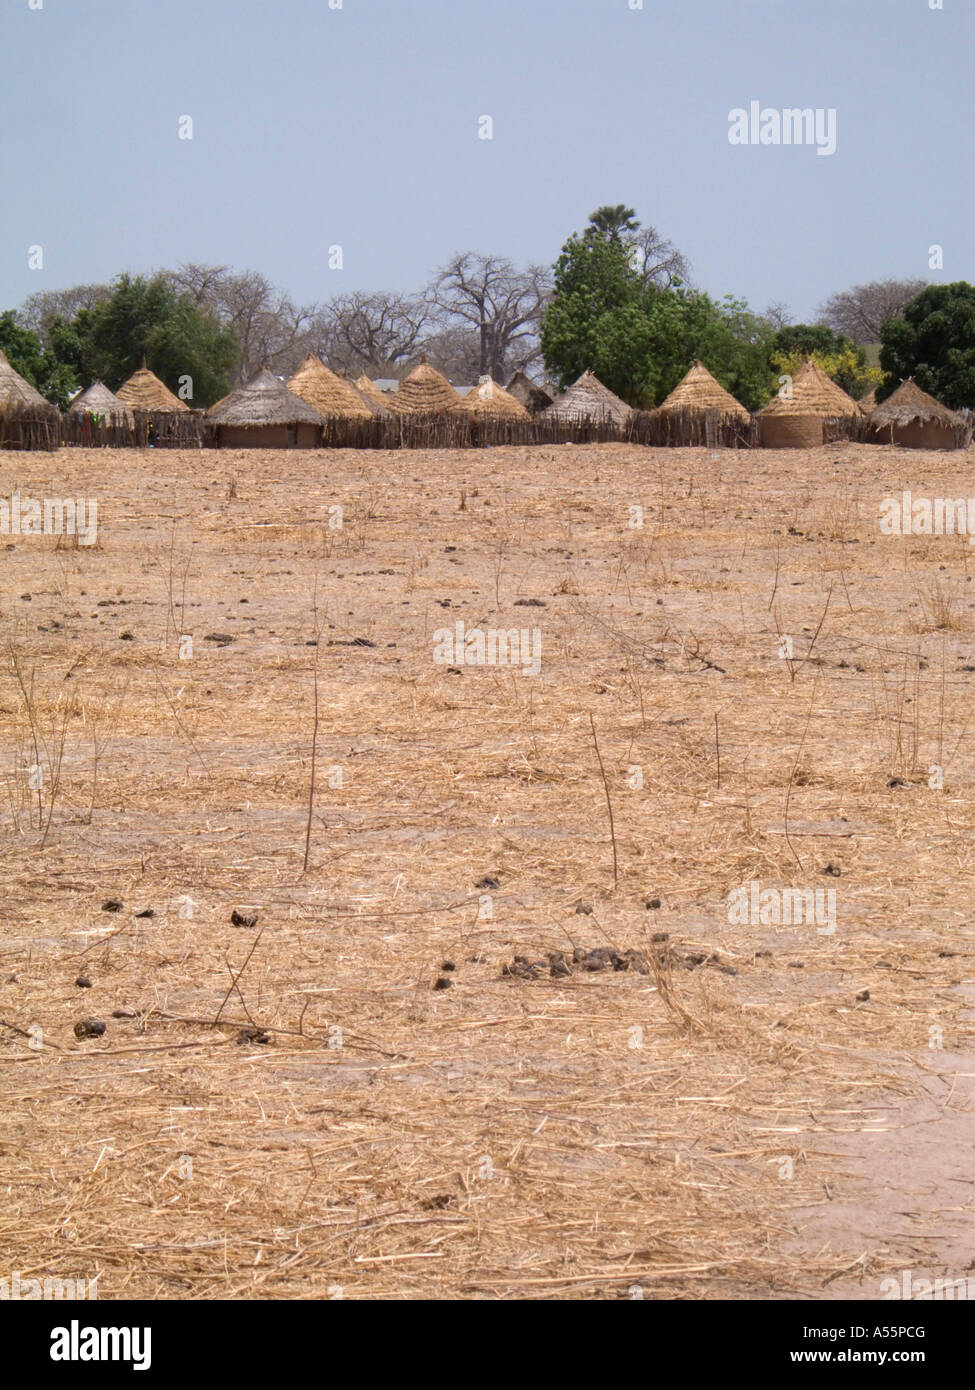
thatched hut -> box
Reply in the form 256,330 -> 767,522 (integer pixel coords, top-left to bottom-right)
506,371 -> 553,416
353,375 -> 396,415
867,379 -> 969,450
115,361 -> 190,414
391,360 -> 464,415
68,380 -> 134,428
857,387 -> 878,415
545,370 -> 632,425
287,355 -> 373,421
758,358 -> 859,448
0,348 -> 59,450
652,360 -> 751,445
206,368 -> 324,448
462,375 -> 530,421
658,361 -> 750,421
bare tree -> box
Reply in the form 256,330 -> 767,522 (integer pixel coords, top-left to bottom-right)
629,225 -> 691,289
165,264 -> 319,380
18,284 -> 110,342
166,262 -> 231,306
762,300 -> 793,332
818,279 -> 927,344
318,292 -> 432,375
411,323 -> 484,382
431,253 -> 551,380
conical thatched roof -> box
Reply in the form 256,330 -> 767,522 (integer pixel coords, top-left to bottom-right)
857,387 -> 878,415
506,371 -> 553,415
205,368 -> 325,427
116,364 -> 190,413
758,358 -> 859,418
869,378 -> 965,430
354,375 -> 397,414
545,369 -> 632,425
67,380 -> 134,426
287,355 -> 373,420
657,360 -> 750,421
0,348 -> 53,414
392,361 -> 463,415
462,375 -> 530,420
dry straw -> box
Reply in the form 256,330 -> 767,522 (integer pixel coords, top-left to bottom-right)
0,348 -> 60,449
206,368 -> 325,427
353,374 -> 397,415
868,378 -> 966,432
462,375 -> 530,421
759,357 -> 859,420
287,355 -> 373,421
115,362 -> 190,414
0,348 -> 53,412
67,381 -> 135,427
0,440 -> 969,1299
758,357 -> 860,448
657,360 -> 750,422
390,360 -> 464,416
545,369 -> 632,425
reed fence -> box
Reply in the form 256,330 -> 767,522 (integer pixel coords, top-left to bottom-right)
60,410 -> 206,448
1,404 -> 874,452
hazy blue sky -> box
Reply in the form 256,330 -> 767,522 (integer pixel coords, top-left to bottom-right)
2,0 -> 972,322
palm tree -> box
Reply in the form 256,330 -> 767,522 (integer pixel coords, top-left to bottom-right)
587,205 -> 640,243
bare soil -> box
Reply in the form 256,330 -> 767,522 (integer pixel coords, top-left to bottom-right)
1,441 -> 973,1300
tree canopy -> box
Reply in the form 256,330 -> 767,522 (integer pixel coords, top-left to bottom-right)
540,212 -> 774,409
0,311 -> 78,408
80,274 -> 238,407
768,324 -> 876,398
878,282 -> 975,408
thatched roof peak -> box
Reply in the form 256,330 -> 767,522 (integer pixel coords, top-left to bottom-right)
545,369 -> 632,425
0,347 -> 53,412
116,365 -> 190,413
506,371 -> 553,415
869,378 -> 965,428
288,355 -> 373,420
393,361 -> 463,415
68,380 -> 134,424
205,368 -> 325,427
352,375 -> 395,415
758,357 -> 858,419
462,374 -> 530,420
658,360 -> 750,420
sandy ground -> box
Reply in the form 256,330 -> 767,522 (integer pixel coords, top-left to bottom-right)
0,440 -> 973,1300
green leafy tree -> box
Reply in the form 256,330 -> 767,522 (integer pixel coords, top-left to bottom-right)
542,214 -> 776,409
540,231 -> 651,398
587,204 -> 640,243
82,274 -> 238,407
685,295 -> 778,411
769,324 -> 873,396
0,310 -> 78,408
879,282 -> 975,407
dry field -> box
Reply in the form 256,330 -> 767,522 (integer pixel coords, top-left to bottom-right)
1,440 -> 974,1301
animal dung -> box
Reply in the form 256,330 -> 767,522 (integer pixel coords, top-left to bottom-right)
74,1019 -> 106,1040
